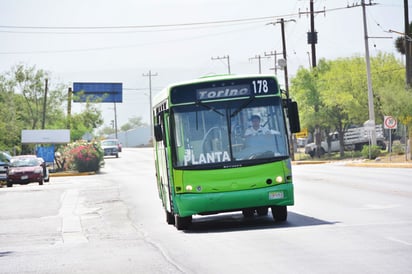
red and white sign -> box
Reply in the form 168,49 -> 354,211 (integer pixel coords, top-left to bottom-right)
384,116 -> 397,129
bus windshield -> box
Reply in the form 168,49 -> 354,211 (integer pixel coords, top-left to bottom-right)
171,97 -> 289,168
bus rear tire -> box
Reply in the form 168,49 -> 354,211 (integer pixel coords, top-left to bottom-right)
175,215 -> 192,230
166,210 -> 175,225
271,206 -> 287,222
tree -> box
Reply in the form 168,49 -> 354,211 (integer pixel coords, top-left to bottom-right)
394,22 -> 412,54
0,64 -> 104,151
0,75 -> 23,151
120,116 -> 147,132
98,126 -> 115,137
290,53 -> 408,158
290,66 -> 324,157
0,64 -> 66,151
69,101 -> 104,140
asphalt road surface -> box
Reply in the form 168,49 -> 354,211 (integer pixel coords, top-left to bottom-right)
1,148 -> 411,274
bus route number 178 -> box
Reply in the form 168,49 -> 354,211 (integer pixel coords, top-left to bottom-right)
252,80 -> 269,94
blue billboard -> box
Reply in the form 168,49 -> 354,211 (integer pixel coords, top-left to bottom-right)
73,82 -> 123,103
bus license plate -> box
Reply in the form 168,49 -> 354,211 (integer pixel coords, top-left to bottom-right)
269,191 -> 284,200
21,175 -> 28,180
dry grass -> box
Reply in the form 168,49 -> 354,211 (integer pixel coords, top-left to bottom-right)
374,153 -> 411,163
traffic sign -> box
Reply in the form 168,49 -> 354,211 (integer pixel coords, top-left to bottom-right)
295,128 -> 308,138
384,116 -> 397,129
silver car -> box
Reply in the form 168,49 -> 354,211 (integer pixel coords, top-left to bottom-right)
0,151 -> 11,181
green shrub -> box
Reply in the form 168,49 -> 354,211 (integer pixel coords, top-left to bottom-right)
361,145 -> 381,159
392,141 -> 405,155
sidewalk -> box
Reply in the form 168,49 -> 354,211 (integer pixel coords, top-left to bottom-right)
292,159 -> 412,168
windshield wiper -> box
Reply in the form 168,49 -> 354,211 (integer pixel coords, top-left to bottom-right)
195,101 -> 224,116
230,97 -> 255,118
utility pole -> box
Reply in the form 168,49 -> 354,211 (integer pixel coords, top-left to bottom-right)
278,18 -> 296,98
362,0 -> 377,146
264,51 -> 283,76
42,78 -> 48,129
143,70 -> 158,139
404,0 -> 412,87
67,87 -> 72,129
268,18 -> 295,159
310,0 -> 317,67
268,18 -> 295,96
249,54 -> 270,74
299,0 -> 325,68
113,101 -> 118,139
211,55 -> 231,74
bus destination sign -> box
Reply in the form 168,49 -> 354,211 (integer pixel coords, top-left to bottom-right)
171,77 -> 279,104
196,85 -> 250,100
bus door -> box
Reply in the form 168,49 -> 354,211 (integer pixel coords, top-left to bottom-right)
155,111 -> 174,217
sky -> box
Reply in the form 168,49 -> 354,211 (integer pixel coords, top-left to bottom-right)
0,0 -> 409,130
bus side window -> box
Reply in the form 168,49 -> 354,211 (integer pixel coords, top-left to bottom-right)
154,124 -> 163,142
155,112 -> 167,147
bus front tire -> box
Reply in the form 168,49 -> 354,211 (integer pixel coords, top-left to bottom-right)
175,215 -> 192,230
271,206 -> 287,222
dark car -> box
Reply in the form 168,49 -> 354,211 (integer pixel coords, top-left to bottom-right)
0,151 -> 11,181
6,155 -> 48,187
101,139 -> 119,158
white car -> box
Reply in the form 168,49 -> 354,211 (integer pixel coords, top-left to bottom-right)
101,139 -> 119,158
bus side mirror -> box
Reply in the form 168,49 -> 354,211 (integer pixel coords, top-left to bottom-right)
154,124 -> 163,142
288,101 -> 301,133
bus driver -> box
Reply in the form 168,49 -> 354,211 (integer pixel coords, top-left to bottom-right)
244,114 -> 270,137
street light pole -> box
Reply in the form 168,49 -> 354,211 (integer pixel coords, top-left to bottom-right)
143,70 -> 158,139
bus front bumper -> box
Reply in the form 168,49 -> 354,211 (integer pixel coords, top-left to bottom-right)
174,183 -> 293,217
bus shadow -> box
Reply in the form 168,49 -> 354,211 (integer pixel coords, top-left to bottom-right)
185,211 -> 338,233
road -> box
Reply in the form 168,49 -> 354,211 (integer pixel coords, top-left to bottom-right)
0,148 -> 411,274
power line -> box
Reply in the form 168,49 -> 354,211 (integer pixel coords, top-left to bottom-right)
0,20 -> 268,35
0,15 -> 295,31
0,23 -> 266,55
0,4 -> 378,33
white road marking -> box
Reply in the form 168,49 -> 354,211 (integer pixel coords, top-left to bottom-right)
386,237 -> 412,246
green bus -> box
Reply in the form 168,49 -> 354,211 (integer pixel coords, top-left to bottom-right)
152,74 -> 300,230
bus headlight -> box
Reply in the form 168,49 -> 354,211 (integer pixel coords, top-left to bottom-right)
275,176 -> 283,183
186,185 -> 193,191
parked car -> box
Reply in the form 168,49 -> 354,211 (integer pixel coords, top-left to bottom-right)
0,151 -> 11,181
6,155 -> 48,187
101,139 -> 119,158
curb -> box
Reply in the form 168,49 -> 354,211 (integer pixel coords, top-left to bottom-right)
292,161 -> 329,165
345,162 -> 412,168
292,160 -> 412,168
49,171 -> 96,177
